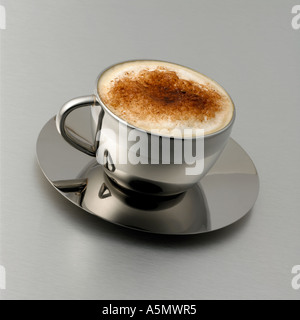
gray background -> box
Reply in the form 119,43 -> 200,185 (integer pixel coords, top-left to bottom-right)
0,0 -> 299,300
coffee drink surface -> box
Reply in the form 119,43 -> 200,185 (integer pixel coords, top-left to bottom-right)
98,61 -> 234,137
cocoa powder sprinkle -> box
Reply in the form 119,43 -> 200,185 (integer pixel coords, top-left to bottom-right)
101,67 -> 224,123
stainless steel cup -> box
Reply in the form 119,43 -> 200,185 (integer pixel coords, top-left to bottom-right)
56,60 -> 235,196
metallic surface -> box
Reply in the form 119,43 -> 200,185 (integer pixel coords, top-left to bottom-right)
1,0 -> 299,300
37,113 -> 258,235
56,95 -> 100,156
56,61 -> 235,195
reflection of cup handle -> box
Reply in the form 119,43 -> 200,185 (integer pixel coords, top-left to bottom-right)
56,95 -> 100,157
103,150 -> 116,172
53,179 -> 87,193
99,183 -> 112,199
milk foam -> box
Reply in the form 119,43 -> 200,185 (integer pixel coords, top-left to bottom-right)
98,61 -> 234,137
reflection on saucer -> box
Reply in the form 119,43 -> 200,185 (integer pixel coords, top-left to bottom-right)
37,115 -> 259,235
54,162 -> 210,234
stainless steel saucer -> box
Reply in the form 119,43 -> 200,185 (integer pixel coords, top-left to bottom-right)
36,108 -> 259,235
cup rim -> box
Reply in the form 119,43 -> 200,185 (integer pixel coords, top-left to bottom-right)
94,59 -> 236,140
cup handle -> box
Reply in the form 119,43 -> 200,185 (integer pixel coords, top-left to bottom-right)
56,95 -> 100,157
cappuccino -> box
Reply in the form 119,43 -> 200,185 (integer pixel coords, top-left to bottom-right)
98,61 -> 234,137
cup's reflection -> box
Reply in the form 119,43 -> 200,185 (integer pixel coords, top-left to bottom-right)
53,161 -> 210,234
